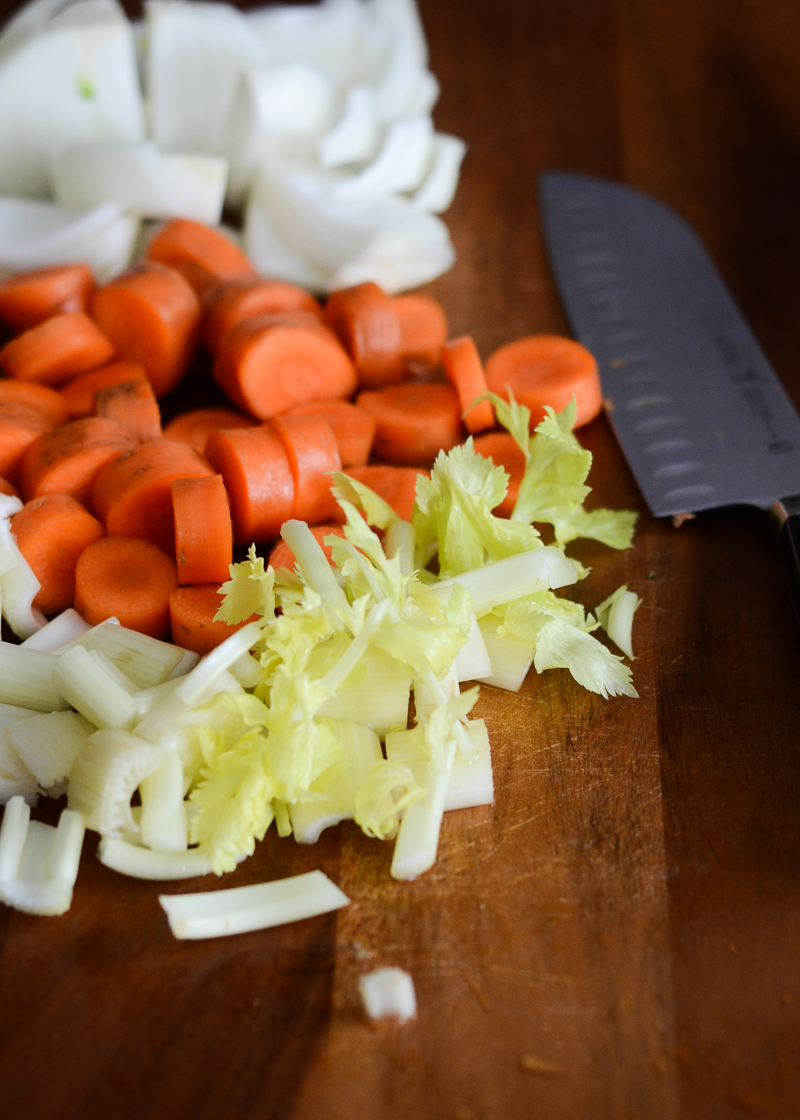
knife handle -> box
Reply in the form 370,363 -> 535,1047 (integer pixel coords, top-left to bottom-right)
773,497 -> 800,620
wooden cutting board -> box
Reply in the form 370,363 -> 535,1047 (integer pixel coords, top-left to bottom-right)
1,1 -> 800,1118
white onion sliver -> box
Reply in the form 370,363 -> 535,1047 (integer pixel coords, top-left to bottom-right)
333,116 -> 433,200
318,85 -> 379,170
412,133 -> 467,214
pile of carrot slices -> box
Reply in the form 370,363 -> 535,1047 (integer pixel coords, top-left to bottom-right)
0,219 -> 603,651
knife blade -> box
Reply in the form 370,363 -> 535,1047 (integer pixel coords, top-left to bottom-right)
538,170 -> 800,609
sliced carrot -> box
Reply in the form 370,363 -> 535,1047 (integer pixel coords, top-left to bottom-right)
0,402 -> 53,484
61,360 -> 149,420
20,416 -> 136,505
213,316 -> 356,420
0,311 -> 115,387
146,219 -> 255,283
202,278 -> 322,354
356,382 -> 463,465
392,293 -> 449,374
91,439 -> 214,557
173,260 -> 224,302
0,264 -> 95,333
74,536 -> 177,638
324,281 -> 403,389
484,334 -> 603,429
11,493 -> 105,614
93,378 -> 162,444
283,398 -> 375,467
472,431 -> 526,518
268,414 -> 341,525
162,406 -> 257,455
91,262 -> 201,398
340,464 -> 427,523
204,426 -> 294,545
268,523 -> 344,573
173,474 -> 233,586
0,380 -> 69,427
0,475 -> 19,498
442,335 -> 494,434
169,584 -> 254,654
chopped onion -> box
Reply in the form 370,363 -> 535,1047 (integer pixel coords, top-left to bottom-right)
333,115 -> 433,200
318,85 -> 379,170
359,966 -> 416,1021
412,133 -> 467,214
0,197 -> 138,280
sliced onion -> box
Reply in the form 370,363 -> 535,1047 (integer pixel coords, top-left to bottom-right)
0,197 -> 138,280
244,198 -> 333,292
412,133 -> 467,214
373,35 -> 437,123
332,211 -> 454,293
333,115 -> 433,200
318,85 -> 380,170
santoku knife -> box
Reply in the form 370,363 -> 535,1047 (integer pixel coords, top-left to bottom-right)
538,170 -> 800,611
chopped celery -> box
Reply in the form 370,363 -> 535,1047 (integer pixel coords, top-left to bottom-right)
67,730 -> 164,836
0,736 -> 40,805
435,546 -> 578,614
175,620 -> 264,705
595,584 -> 641,659
476,616 -> 535,692
21,608 -> 90,652
0,796 -> 84,915
64,620 -> 187,689
5,710 -> 93,790
0,643 -> 68,712
98,837 -> 214,880
289,720 -> 382,844
359,967 -> 416,1021
139,751 -> 188,853
387,719 -> 493,812
316,647 -> 411,736
452,614 -> 492,682
53,645 -> 138,729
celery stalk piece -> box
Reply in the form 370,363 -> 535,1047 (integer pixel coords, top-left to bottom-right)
139,752 -> 188,853
133,676 -> 182,719
52,616 -> 120,655
280,520 -> 350,616
595,585 -> 641,660
384,519 -> 415,575
413,663 -> 459,721
168,648 -> 201,679
390,746 -> 453,881
6,710 -> 93,790
476,617 -> 535,692
65,621 -> 187,688
434,547 -> 578,614
0,642 -> 67,712
0,701 -> 43,728
88,649 -> 138,695
98,837 -> 214,880
0,524 -> 46,639
0,735 -> 40,805
53,646 -> 138,730
228,651 -> 262,690
159,870 -> 350,939
386,718 -> 494,813
452,615 -> 492,682
20,609 -> 90,651
316,647 -> 411,736
0,797 -> 85,916
289,720 -> 382,844
175,620 -> 263,706
67,730 -> 164,837
133,690 -> 189,741
359,967 -> 417,1022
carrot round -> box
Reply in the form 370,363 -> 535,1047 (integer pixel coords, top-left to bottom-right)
93,378 -> 162,444
473,431 -> 526,518
146,219 -> 255,284
91,262 -> 201,398
0,264 -> 95,333
283,398 -> 375,467
20,417 -> 136,505
204,426 -> 294,545
162,406 -> 257,455
0,311 -> 115,387
356,382 -> 463,465
268,414 -> 341,525
0,475 -> 19,498
11,493 -> 105,614
213,316 -> 356,420
202,278 -> 321,354
62,360 -> 148,419
173,474 -> 233,586
91,439 -> 214,557
324,281 -> 403,389
0,402 -> 53,484
484,334 -> 603,429
268,523 -> 344,573
74,536 -> 178,638
169,584 -> 253,654
392,294 -> 449,374
341,464 -> 427,523
442,335 -> 494,434
173,260 -> 224,302
0,380 -> 69,427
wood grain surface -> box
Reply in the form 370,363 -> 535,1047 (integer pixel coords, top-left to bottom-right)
1,1 -> 800,1118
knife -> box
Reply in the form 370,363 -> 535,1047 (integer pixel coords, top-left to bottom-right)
538,170 -> 800,613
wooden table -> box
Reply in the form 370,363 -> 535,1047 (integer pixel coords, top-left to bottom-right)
2,1 -> 800,1117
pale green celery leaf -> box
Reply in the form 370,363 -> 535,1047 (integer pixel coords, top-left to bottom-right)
328,499 -> 406,606
478,390 -> 532,459
441,582 -> 474,633
263,670 -> 343,801
410,686 -> 479,770
261,600 -> 335,676
370,602 -> 469,681
512,426 -> 592,528
532,618 -> 638,698
554,506 -> 639,550
534,398 -> 580,443
594,584 -> 629,628
330,472 -> 398,530
500,590 -> 597,641
272,799 -> 292,837
215,545 -> 275,624
354,759 -> 424,840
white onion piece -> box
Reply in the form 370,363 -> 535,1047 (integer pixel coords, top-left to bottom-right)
53,141 -> 228,224
333,115 -> 433,200
332,210 -> 455,293
244,200 -> 333,292
373,35 -> 436,122
318,85 -> 379,170
412,133 -> 467,213
0,197 -> 138,280
370,0 -> 428,65
0,0 -> 144,198
146,0 -> 266,157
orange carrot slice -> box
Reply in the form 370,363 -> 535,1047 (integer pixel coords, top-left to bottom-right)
0,402 -> 53,484
268,523 -> 344,573
91,439 -> 214,557
0,475 -> 19,498
341,464 -> 427,523
442,335 -> 495,434
146,219 -> 256,283
324,281 -> 403,388
202,277 -> 322,353
283,398 -> 375,467
11,493 -> 105,614
162,406 -> 257,455
0,380 -> 69,427
19,416 -> 135,505
472,431 -> 526,518
169,584 -> 254,654
0,264 -> 95,332
172,474 -> 233,586
61,360 -> 148,419
392,293 -> 448,374
0,311 -> 115,387
356,382 -> 463,465
213,316 -> 356,420
93,378 -> 162,444
91,262 -> 201,398
204,426 -> 294,545
268,414 -> 341,525
484,334 -> 603,429
173,260 -> 224,302
74,536 -> 178,638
